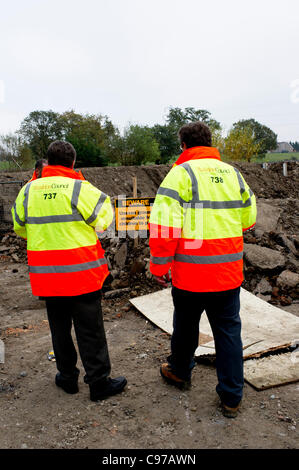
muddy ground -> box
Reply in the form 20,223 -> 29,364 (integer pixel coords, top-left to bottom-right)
0,161 -> 298,451
0,262 -> 298,451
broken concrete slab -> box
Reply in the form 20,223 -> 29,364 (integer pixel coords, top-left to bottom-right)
130,287 -> 299,389
130,287 -> 299,359
244,352 -> 299,390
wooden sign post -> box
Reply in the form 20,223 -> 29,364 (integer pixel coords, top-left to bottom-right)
132,176 -> 138,248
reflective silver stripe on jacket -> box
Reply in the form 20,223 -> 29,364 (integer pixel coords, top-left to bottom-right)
233,168 -> 245,195
156,187 -> 246,209
13,203 -> 25,226
157,187 -> 188,207
190,200 -> 245,209
85,192 -> 108,225
23,182 -> 32,223
181,162 -> 199,203
150,255 -> 174,265
234,168 -> 253,207
27,213 -> 84,224
71,180 -> 82,210
158,163 -> 252,209
28,258 -> 107,274
174,252 -> 243,264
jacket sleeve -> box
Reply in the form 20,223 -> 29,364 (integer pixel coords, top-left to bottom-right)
11,185 -> 27,239
77,181 -> 114,232
239,174 -> 257,231
149,165 -> 190,276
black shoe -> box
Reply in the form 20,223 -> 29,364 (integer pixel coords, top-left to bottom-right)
55,372 -> 79,394
90,376 -> 127,401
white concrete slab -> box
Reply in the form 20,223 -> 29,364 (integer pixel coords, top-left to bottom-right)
244,352 -> 299,390
130,287 -> 299,359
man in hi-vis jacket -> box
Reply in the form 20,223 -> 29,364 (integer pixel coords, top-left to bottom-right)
12,141 -> 127,402
149,122 -> 256,418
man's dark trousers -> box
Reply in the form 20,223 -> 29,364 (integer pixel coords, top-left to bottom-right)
168,286 -> 243,408
45,290 -> 111,385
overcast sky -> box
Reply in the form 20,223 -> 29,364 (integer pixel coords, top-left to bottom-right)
0,0 -> 298,141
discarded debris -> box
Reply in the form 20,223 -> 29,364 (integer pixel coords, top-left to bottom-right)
104,287 -> 131,299
47,350 -> 56,362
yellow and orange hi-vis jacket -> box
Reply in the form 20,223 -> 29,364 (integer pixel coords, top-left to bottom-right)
149,146 -> 257,292
12,165 -> 113,297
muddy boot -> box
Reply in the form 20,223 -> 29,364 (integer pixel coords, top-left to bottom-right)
160,363 -> 191,390
221,401 -> 241,418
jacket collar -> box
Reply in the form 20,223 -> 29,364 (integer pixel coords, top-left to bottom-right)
41,165 -> 85,180
173,146 -> 221,167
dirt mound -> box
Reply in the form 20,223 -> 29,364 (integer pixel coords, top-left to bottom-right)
1,161 -> 298,199
232,161 -> 299,199
1,161 -> 298,306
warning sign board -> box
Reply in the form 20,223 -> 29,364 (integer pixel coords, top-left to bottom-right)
115,197 -> 155,233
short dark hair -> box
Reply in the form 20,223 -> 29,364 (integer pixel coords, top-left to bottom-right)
178,121 -> 212,149
46,141 -> 76,168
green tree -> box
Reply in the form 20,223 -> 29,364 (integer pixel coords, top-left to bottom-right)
124,125 -> 160,165
212,128 -> 225,154
59,111 -> 109,167
150,124 -> 179,164
18,110 -> 63,159
0,133 -> 34,169
290,141 -> 299,151
224,127 -> 261,162
106,125 -> 160,166
232,119 -> 277,155
150,107 -> 222,163
102,129 -> 125,165
166,106 -> 221,132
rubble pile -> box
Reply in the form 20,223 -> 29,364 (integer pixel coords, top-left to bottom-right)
0,220 -> 298,307
232,161 -> 299,199
243,230 -> 299,306
100,236 -> 158,299
0,231 -> 27,264
0,162 -> 298,308
1,161 -> 298,200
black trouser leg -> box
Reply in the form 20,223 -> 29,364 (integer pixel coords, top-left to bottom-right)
168,287 -> 204,381
169,286 -> 243,407
45,290 -> 111,385
72,290 -> 111,385
205,287 -> 243,408
46,298 -> 79,380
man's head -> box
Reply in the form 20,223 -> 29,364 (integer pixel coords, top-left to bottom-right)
46,141 -> 76,168
35,158 -> 48,178
178,121 -> 212,150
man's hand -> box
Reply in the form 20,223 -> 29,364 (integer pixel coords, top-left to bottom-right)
153,271 -> 172,288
